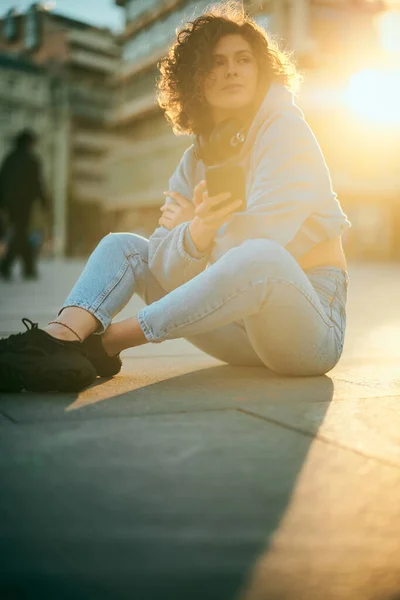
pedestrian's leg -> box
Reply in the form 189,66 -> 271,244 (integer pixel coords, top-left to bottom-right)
0,227 -> 19,278
20,227 -> 37,278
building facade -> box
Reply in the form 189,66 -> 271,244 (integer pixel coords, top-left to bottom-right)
0,4 -> 121,256
111,0 -> 400,259
0,53 -> 69,256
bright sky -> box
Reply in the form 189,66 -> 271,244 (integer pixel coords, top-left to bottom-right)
0,0 -> 125,33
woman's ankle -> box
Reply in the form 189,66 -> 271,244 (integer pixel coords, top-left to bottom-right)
102,317 -> 148,356
45,307 -> 99,342
44,323 -> 82,342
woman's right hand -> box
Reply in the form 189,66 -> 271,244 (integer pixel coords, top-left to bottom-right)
192,180 -> 244,233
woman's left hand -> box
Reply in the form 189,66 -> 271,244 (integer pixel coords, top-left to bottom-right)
158,191 -> 196,230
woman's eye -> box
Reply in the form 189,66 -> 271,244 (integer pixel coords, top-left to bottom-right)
239,57 -> 251,63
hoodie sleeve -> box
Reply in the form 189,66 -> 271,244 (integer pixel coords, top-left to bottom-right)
214,112 -> 338,253
147,147 -> 210,292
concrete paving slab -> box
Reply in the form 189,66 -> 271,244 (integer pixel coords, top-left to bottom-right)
1,410 -> 400,600
239,431 -> 400,600
2,260 -> 400,600
343,263 -> 400,363
0,357 -> 390,425
331,358 -> 400,393
2,360 -> 399,469
242,393 -> 400,468
0,411 -> 13,425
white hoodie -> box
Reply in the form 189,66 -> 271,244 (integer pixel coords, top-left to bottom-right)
147,83 -> 351,292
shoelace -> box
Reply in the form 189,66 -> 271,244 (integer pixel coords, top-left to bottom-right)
1,318 -> 83,354
1,318 -> 38,348
21,318 -> 38,331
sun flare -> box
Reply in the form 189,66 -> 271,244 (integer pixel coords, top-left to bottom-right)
346,68 -> 400,124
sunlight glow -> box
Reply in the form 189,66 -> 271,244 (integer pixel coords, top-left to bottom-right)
42,1 -> 56,11
346,69 -> 400,124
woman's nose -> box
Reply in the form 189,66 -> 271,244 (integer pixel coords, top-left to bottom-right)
225,62 -> 238,77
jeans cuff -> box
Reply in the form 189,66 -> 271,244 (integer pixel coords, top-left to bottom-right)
137,309 -> 163,343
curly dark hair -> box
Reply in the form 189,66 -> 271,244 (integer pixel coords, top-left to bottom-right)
156,1 -> 301,137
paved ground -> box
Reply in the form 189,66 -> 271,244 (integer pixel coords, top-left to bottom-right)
1,259 -> 400,600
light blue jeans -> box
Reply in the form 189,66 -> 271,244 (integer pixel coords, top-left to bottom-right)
61,233 -> 349,376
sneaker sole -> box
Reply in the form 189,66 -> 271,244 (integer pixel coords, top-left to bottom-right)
95,359 -> 122,378
0,353 -> 97,393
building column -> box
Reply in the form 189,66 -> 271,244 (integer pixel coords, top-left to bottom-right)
51,79 -> 70,258
290,0 -> 310,54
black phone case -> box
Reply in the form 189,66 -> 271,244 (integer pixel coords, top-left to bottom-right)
206,165 -> 246,207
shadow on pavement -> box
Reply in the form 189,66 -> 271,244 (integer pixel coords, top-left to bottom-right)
0,365 -> 335,600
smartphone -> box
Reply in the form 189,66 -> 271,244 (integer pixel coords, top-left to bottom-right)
205,165 -> 246,210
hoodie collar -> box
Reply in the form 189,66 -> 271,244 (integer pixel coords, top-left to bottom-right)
238,83 -> 295,158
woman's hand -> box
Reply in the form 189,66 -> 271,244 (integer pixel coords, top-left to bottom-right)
159,180 -> 244,233
158,191 -> 196,230
192,180 -> 244,233
187,180 -> 245,253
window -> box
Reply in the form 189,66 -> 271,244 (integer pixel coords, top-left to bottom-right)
24,5 -> 40,51
3,9 -> 18,42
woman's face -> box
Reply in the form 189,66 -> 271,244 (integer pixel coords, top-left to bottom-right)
203,34 -> 259,121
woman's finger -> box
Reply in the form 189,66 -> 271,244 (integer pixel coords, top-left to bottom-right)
159,223 -> 174,231
202,199 -> 243,224
195,192 -> 232,217
158,215 -> 173,223
164,191 -> 191,207
159,213 -> 173,223
207,191 -> 233,210
194,180 -> 207,206
160,204 -> 179,214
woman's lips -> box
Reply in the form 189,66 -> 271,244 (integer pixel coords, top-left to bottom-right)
223,84 -> 244,91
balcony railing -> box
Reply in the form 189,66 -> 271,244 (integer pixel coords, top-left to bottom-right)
72,130 -> 118,152
73,180 -> 105,202
70,49 -> 119,73
71,103 -> 110,121
110,90 -> 158,123
70,85 -> 111,104
69,85 -> 112,121
71,157 -> 105,178
69,28 -> 120,56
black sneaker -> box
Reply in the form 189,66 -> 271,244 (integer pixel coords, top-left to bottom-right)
82,334 -> 122,378
0,318 -> 97,393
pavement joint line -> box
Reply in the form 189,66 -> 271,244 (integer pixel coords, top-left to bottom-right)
330,393 -> 400,402
236,407 -> 400,471
0,410 -> 17,424
121,355 -> 207,360
0,406 -> 238,426
334,376 -> 397,389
